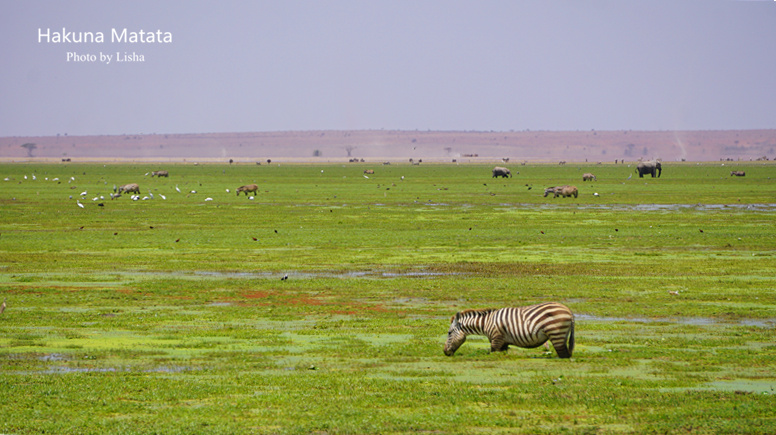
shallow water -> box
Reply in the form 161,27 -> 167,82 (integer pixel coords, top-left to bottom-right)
576,313 -> 776,328
497,203 -> 776,212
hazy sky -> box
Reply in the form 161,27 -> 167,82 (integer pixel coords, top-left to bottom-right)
1,1 -> 775,137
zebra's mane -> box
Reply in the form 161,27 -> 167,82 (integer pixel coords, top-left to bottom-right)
456,308 -> 496,319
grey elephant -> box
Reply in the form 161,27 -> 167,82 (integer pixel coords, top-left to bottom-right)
636,161 -> 662,178
492,167 -> 512,178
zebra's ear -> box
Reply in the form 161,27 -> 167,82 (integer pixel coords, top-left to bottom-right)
452,312 -> 461,323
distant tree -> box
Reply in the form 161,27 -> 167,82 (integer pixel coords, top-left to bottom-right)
21,143 -> 37,157
313,149 -> 322,157
344,146 -> 356,157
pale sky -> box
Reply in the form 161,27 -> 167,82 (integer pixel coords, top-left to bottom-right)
1,1 -> 775,137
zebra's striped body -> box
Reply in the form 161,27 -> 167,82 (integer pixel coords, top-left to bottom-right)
443,302 -> 575,358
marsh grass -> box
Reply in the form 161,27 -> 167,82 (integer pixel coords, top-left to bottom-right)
1,162 -> 775,434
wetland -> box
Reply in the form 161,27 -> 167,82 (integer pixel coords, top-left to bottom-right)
1,161 -> 775,434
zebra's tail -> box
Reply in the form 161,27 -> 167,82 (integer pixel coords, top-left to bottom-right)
565,318 -> 575,358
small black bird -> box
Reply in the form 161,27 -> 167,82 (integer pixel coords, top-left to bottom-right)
281,274 -> 288,281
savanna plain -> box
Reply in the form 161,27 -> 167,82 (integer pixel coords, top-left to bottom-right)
0,161 -> 775,434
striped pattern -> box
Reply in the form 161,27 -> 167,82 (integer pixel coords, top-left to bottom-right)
444,302 -> 575,358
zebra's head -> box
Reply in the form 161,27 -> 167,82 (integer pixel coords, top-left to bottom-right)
444,312 -> 467,356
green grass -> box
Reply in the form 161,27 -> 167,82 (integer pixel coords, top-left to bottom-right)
1,161 -> 775,434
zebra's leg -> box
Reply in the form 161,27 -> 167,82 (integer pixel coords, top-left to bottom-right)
490,333 -> 507,353
549,334 -> 572,358
552,342 -> 571,358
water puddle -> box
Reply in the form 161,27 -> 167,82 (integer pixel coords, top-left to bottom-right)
577,314 -> 775,328
188,269 -> 460,280
661,379 -> 775,394
498,203 -> 776,212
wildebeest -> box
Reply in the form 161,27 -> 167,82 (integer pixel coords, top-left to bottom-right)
236,184 -> 259,196
151,170 -> 169,177
364,169 -> 375,174
118,183 -> 140,194
492,167 -> 512,178
582,173 -> 596,181
730,171 -> 745,177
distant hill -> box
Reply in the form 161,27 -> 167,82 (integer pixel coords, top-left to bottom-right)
1,129 -> 774,162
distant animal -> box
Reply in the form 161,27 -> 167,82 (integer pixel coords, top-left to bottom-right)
151,170 -> 169,177
544,185 -> 578,198
544,186 -> 561,197
730,171 -> 745,177
636,161 -> 662,178
492,167 -> 512,178
582,173 -> 596,181
364,169 -> 375,175
118,183 -> 140,194
555,185 -> 578,198
236,184 -> 259,196
0,298 -> 5,314
443,302 -> 575,358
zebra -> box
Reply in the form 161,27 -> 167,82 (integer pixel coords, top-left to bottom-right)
443,302 -> 575,358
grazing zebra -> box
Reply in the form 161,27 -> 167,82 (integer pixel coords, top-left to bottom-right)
443,302 -> 575,358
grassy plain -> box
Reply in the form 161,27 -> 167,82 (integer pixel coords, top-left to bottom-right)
1,161 -> 775,434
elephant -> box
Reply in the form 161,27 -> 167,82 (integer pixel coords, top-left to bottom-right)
236,184 -> 259,196
492,167 -> 512,178
636,161 -> 662,178
118,183 -> 140,194
582,173 -> 596,181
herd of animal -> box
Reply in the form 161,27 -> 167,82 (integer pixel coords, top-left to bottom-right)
109,170 -> 260,200
490,160 -> 672,201
112,160 -> 747,206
